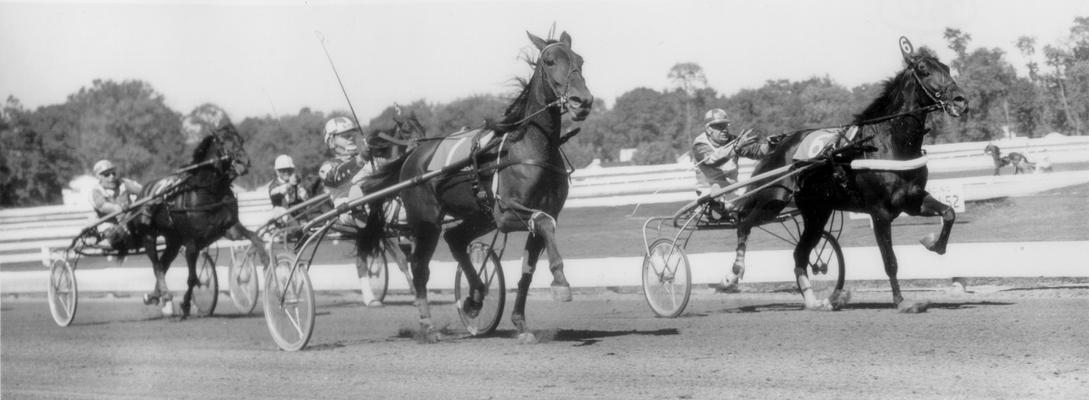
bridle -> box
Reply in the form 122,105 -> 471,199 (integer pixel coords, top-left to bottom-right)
538,41 -> 582,118
908,61 -> 960,118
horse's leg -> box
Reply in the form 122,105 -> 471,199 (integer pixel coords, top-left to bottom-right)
144,237 -> 179,306
512,234 -> 546,344
725,224 -> 751,290
443,218 -> 492,318
530,211 -> 571,302
871,217 -> 905,307
915,194 -> 955,255
410,224 -> 441,343
793,206 -> 834,310
179,244 -> 201,320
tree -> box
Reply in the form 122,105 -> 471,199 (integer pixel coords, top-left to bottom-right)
65,79 -> 186,182
0,97 -> 82,206
668,63 -> 708,140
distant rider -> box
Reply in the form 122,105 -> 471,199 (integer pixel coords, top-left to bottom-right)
268,154 -> 309,212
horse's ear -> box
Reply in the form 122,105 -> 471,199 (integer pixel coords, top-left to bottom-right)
559,31 -> 572,47
899,36 -> 915,62
527,31 -> 548,51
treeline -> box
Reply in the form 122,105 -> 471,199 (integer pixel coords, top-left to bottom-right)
3,19 -> 1089,207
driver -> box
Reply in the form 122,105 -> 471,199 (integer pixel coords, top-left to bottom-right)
88,159 -> 143,249
319,116 -> 383,307
691,109 -> 768,220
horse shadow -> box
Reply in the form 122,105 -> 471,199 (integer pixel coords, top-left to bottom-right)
699,300 -> 1014,314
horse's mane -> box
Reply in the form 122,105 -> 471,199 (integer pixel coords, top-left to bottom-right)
854,47 -> 939,124
495,46 -> 550,133
190,133 -> 218,165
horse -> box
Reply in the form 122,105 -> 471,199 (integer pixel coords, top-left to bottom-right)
984,143 -> 1035,175
728,38 -> 969,311
135,121 -> 266,319
357,31 -> 592,343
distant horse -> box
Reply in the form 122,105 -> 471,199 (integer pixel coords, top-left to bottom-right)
984,143 -> 1035,175
730,38 -> 969,310
135,122 -> 265,318
358,31 -> 592,342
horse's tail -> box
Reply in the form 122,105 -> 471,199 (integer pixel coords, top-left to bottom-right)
355,154 -> 408,257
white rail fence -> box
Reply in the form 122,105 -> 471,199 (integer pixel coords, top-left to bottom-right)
2,137 -> 1088,266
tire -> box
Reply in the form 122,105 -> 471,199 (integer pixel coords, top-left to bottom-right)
229,244 -> 260,314
191,249 -> 220,317
807,231 -> 846,304
454,242 -> 505,336
47,258 -> 78,327
362,239 -> 399,302
642,239 -> 692,318
263,252 -> 315,351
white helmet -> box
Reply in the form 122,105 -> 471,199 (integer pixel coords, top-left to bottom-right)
273,155 -> 295,170
323,117 -> 357,144
93,159 -> 116,176
704,108 -> 730,126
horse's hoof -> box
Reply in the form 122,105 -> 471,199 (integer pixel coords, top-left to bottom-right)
160,300 -> 174,317
828,290 -> 851,310
716,274 -> 741,293
899,300 -> 931,314
805,298 -> 834,311
517,332 -> 538,344
143,294 -> 158,306
919,233 -> 946,255
416,330 -> 440,344
457,298 -> 482,319
550,285 -> 572,302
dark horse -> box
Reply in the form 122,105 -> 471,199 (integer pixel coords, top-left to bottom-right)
984,143 -> 1035,175
358,31 -> 592,342
730,38 -> 969,310
136,121 -> 266,318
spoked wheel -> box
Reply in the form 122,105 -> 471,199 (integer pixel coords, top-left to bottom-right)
642,239 -> 692,318
192,249 -> 220,316
47,257 -> 78,327
228,244 -> 261,314
807,231 -> 846,305
263,252 -> 315,351
362,239 -> 400,302
454,242 -> 505,336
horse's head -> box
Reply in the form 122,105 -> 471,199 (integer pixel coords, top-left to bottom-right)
527,31 -> 594,121
187,115 -> 250,179
984,143 -> 999,156
899,37 -> 969,118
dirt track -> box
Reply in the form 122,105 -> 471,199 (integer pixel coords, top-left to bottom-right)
3,283 -> 1088,400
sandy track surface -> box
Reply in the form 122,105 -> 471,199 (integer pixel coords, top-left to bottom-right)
3,285 -> 1088,400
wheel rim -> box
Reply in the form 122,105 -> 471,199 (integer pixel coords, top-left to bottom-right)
48,258 -> 77,327
642,240 -> 691,318
193,250 -> 219,316
365,242 -> 392,302
229,246 -> 260,314
455,242 -> 505,336
808,232 -> 845,303
263,253 -> 315,351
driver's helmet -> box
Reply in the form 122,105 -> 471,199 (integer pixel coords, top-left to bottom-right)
93,159 -> 116,176
323,117 -> 357,146
704,108 -> 730,127
273,155 -> 295,170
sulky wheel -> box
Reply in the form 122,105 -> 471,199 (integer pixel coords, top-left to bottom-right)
807,231 -> 847,307
642,238 -> 692,318
47,257 -> 78,327
361,238 -> 401,302
454,242 -> 505,336
228,244 -> 261,314
192,248 -> 220,316
263,252 -> 315,351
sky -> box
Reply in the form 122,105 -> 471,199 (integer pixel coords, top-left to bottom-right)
2,0 -> 1088,122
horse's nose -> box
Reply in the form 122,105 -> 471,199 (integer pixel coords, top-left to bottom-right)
952,96 -> 969,113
